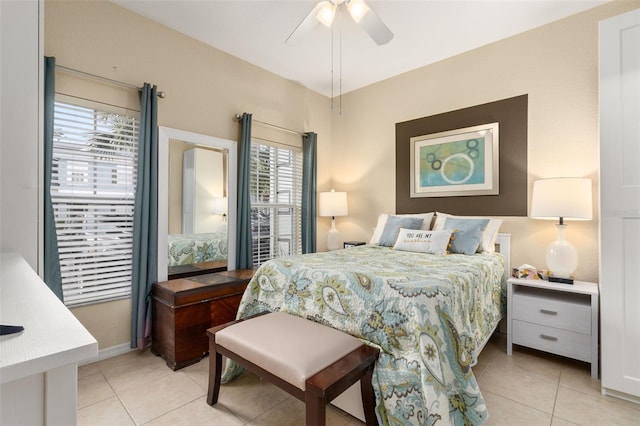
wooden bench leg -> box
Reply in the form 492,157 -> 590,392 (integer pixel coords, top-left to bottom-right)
360,364 -> 378,426
207,315 -> 380,426
207,338 -> 222,405
305,392 -> 326,426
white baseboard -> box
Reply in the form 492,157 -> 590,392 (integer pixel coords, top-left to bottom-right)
602,387 -> 640,405
79,342 -> 133,366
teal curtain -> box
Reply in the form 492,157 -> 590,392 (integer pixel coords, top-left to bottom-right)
43,56 -> 64,301
236,113 -> 253,269
301,132 -> 317,254
131,83 -> 158,349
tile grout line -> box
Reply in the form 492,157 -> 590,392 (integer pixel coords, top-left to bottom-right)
76,365 -> 138,425
97,362 -> 139,426
76,370 -> 115,410
138,369 -> 213,424
480,345 -> 562,416
483,389 -> 555,421
203,368 -> 255,425
550,368 -> 561,426
136,370 -> 207,425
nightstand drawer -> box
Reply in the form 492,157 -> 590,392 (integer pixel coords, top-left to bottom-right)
512,286 -> 591,334
512,320 -> 591,362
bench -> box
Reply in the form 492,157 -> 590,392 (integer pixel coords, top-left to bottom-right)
206,312 -> 380,426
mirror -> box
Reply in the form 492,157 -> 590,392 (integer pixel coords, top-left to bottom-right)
158,127 -> 237,282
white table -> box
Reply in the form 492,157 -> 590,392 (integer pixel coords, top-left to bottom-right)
507,277 -> 599,378
1,253 -> 98,425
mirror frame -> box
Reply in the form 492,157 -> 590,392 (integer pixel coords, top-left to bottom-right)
157,126 -> 237,282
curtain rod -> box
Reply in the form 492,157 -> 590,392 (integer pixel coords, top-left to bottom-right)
234,114 -> 304,136
252,136 -> 302,150
56,64 -> 166,98
55,91 -> 141,113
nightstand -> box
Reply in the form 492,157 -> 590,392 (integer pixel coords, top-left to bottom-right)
507,277 -> 599,378
344,241 -> 366,248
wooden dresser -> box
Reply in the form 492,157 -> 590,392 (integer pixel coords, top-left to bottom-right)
151,269 -> 254,370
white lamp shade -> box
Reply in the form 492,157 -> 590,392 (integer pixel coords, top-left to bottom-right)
212,197 -> 227,215
319,190 -> 348,217
530,178 -> 592,221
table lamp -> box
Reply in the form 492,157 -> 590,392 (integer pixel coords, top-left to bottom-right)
212,197 -> 228,231
212,197 -> 227,218
530,177 -> 592,283
319,189 -> 348,251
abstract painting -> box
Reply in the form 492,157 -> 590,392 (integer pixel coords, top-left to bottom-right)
410,123 -> 499,197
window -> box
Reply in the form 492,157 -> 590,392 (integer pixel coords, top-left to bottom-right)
51,101 -> 139,307
250,142 -> 303,265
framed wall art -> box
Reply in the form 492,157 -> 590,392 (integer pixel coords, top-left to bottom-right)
410,122 -> 499,198
395,94 -> 528,216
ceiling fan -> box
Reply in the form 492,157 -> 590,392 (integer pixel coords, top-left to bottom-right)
285,0 -> 394,46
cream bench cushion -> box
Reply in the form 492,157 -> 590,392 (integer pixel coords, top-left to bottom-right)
215,311 -> 364,390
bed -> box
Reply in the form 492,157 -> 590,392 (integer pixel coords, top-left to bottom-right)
222,228 -> 510,425
167,231 -> 228,267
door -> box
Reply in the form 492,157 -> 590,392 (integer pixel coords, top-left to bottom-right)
599,8 -> 640,399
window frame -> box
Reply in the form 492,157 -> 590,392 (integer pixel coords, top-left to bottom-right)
50,97 -> 140,307
249,140 -> 303,266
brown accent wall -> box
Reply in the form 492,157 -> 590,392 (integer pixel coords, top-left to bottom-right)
396,95 -> 528,216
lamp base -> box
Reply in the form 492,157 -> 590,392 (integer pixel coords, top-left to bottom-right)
327,218 -> 341,251
548,275 -> 574,285
546,224 -> 578,280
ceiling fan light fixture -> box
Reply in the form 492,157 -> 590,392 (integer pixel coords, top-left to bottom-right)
316,1 -> 336,27
346,0 -> 370,23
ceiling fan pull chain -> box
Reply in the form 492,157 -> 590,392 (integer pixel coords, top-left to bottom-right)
330,12 -> 334,112
339,4 -> 343,116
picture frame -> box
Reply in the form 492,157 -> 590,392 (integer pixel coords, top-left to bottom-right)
410,122 -> 499,198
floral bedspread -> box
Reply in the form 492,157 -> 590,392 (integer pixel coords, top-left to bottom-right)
167,232 -> 227,266
223,245 -> 506,425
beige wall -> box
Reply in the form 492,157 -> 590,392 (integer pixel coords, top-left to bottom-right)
331,1 -> 640,284
45,0 -> 332,349
71,298 -> 131,351
46,0 -> 639,350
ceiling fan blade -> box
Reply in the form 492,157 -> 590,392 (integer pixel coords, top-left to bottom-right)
358,4 -> 394,45
285,1 -> 327,45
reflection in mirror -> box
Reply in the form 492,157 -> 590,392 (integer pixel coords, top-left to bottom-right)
169,143 -> 227,277
158,127 -> 237,282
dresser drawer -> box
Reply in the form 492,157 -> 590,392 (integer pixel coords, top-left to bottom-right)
512,320 -> 591,362
512,286 -> 591,334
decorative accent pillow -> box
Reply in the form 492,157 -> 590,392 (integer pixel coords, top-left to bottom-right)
378,216 -> 424,247
393,228 -> 453,255
433,212 -> 503,252
442,217 -> 490,255
370,212 -> 434,244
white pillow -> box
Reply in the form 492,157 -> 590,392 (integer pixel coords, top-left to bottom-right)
370,212 -> 435,244
432,212 -> 502,253
393,228 -> 453,255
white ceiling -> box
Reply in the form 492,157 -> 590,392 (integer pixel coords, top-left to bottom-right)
113,0 -> 608,97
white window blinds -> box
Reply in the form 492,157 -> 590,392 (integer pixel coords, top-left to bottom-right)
51,101 -> 139,307
250,142 -> 303,266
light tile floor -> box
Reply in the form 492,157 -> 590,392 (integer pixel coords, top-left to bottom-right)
77,333 -> 640,425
